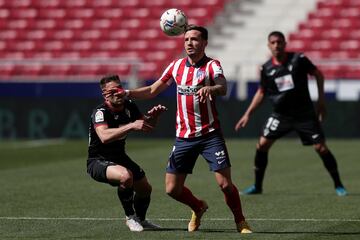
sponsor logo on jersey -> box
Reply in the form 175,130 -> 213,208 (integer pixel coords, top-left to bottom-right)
177,85 -> 202,95
274,74 -> 294,92
95,110 -> 104,123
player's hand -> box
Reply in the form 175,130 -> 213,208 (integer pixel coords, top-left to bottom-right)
235,115 -> 249,131
103,87 -> 126,98
144,105 -> 167,127
197,86 -> 213,103
132,119 -> 154,132
147,104 -> 168,118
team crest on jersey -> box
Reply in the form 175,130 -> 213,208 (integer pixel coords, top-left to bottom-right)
95,110 -> 104,123
196,70 -> 206,81
288,64 -> 293,72
125,109 -> 130,118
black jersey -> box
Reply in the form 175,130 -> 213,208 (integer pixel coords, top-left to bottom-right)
260,52 -> 317,117
88,100 -> 142,160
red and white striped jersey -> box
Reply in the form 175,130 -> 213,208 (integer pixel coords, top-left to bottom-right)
159,56 -> 225,138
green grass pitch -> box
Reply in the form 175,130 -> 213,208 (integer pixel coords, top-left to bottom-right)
0,138 -> 359,240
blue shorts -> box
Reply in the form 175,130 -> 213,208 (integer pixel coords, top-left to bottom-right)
166,130 -> 231,174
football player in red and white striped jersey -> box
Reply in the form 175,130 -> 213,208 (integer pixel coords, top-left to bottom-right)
127,25 -> 252,233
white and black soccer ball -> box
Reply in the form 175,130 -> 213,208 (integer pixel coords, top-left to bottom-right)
160,8 -> 188,36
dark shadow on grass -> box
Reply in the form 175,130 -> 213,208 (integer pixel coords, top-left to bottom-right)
144,228 -> 237,233
193,229 -> 237,233
242,192 -> 360,197
255,231 -> 360,235
143,227 -> 187,232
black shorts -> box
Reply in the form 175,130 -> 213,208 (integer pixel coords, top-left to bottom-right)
87,154 -> 145,187
261,113 -> 325,145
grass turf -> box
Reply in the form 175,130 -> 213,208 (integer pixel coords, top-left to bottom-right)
0,138 -> 359,239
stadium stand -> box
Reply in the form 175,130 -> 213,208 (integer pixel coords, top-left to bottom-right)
287,0 -> 360,80
0,0 -> 359,99
206,0 -> 360,99
0,0 -> 228,83
207,0 -> 318,99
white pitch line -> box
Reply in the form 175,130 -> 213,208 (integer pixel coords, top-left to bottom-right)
0,217 -> 359,222
2,139 -> 65,149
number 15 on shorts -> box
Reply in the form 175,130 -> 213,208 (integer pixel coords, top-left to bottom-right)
264,117 -> 280,136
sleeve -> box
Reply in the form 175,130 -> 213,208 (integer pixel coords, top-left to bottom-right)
259,65 -> 266,90
158,60 -> 176,86
210,60 -> 225,79
299,54 -> 317,74
92,108 -> 107,128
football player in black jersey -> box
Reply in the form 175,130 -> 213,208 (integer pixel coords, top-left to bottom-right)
235,31 -> 347,196
87,75 -> 167,231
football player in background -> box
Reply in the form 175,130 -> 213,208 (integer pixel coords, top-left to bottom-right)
235,31 -> 347,196
87,74 -> 167,232
126,25 -> 252,233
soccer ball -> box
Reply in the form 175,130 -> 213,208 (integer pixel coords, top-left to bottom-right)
160,8 -> 188,36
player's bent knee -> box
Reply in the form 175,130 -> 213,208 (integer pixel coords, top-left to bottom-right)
256,142 -> 270,152
165,184 -> 181,198
121,170 -> 134,188
314,143 -> 328,155
219,182 -> 232,194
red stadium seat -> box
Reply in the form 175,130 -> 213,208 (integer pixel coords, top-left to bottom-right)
291,0 -> 360,79
0,0 -> 228,80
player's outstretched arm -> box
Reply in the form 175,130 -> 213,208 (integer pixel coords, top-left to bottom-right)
235,88 -> 265,131
128,80 -> 168,100
95,120 -> 154,144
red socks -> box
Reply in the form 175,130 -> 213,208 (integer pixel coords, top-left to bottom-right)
224,184 -> 245,223
174,184 -> 245,223
176,186 -> 203,212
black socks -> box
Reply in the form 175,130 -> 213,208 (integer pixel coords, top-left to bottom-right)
254,150 -> 268,190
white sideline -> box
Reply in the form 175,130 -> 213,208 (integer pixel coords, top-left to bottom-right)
0,217 -> 359,222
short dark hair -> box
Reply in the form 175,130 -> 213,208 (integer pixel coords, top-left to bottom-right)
185,25 -> 208,40
268,31 -> 286,41
100,74 -> 121,89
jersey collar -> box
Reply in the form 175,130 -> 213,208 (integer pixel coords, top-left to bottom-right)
271,52 -> 288,66
105,101 -> 124,113
186,55 -> 209,68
